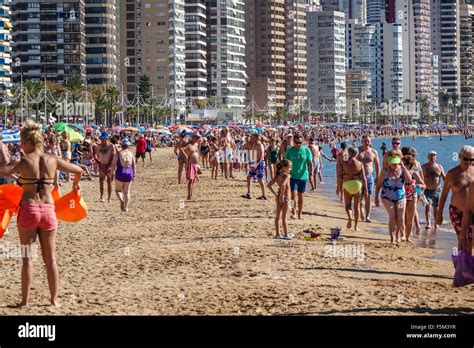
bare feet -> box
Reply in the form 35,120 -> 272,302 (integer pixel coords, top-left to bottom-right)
347,216 -> 352,229
51,299 -> 61,307
14,300 -> 29,308
99,198 -> 105,203
365,217 -> 372,223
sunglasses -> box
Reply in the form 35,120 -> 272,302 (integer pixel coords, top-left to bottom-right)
294,141 -> 303,145
392,142 -> 400,145
462,157 -> 474,162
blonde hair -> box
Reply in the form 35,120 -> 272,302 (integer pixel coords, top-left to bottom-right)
459,145 -> 474,159
20,120 -> 43,149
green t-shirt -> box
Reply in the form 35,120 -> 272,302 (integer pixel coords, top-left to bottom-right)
284,146 -> 313,180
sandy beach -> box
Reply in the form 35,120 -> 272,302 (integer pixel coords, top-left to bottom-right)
0,147 -> 473,316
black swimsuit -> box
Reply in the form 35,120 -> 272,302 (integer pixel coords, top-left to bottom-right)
17,177 -> 55,193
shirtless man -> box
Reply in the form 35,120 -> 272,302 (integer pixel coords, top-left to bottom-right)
219,128 -> 236,179
461,181 -> 474,254
94,131 -> 116,202
436,146 -> 474,249
181,133 -> 200,200
174,130 -> 188,184
422,151 -> 446,230
308,138 -> 334,192
357,135 -> 380,222
242,133 -> 266,199
279,134 -> 293,161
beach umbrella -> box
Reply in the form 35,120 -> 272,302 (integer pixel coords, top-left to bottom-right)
54,123 -> 75,133
175,127 -> 194,135
69,131 -> 84,142
159,130 -> 172,136
112,126 -> 124,133
122,126 -> 139,132
1,130 -> 20,144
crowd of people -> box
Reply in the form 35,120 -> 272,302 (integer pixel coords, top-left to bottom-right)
0,120 -> 473,307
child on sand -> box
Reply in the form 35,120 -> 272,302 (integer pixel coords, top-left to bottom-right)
267,160 -> 293,240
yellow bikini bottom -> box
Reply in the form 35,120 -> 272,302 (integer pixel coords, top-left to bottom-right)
343,180 -> 362,195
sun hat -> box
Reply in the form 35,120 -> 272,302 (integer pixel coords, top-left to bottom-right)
99,131 -> 110,140
428,150 -> 437,156
387,156 -> 401,165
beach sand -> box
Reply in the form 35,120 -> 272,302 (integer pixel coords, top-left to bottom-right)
0,148 -> 473,315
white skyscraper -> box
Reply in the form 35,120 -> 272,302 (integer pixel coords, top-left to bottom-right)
375,22 -> 404,105
307,5 -> 347,117
184,0 -> 207,100
346,20 -> 377,101
168,0 -> 186,113
207,0 -> 246,108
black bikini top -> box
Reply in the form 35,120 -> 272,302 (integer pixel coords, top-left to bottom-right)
17,177 -> 55,193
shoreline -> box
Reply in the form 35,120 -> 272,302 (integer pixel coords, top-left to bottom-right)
0,148 -> 472,315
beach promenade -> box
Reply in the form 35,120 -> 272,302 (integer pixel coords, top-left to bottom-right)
0,148 -> 472,315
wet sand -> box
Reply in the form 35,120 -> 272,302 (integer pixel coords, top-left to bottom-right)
0,148 -> 473,315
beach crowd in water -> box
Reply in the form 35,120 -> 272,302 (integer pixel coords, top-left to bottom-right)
0,121 -> 473,307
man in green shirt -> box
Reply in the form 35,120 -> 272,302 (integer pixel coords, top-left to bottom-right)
284,134 -> 313,219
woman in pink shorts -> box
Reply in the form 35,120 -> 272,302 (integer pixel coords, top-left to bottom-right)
0,121 -> 83,307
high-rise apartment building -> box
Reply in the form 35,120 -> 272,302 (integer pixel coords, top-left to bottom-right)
346,20 -> 376,101
184,0 -> 207,100
119,0 -> 186,112
431,0 -> 461,97
0,0 -> 12,93
85,0 -> 117,85
245,0 -> 285,112
375,22 -> 404,105
206,0 -> 246,108
11,0 -> 86,84
394,0 -> 433,105
366,0 -> 384,23
307,5 -> 346,117
285,0 -> 308,109
460,2 -> 474,115
341,0 -> 367,21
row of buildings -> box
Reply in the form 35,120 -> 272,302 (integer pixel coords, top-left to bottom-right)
0,0 -> 473,118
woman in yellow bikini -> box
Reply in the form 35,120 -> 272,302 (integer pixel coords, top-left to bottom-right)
339,147 -> 368,231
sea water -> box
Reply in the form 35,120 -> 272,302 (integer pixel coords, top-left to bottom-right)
315,134 -> 474,259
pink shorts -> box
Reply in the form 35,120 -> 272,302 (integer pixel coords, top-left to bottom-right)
186,163 -> 199,182
17,203 -> 58,232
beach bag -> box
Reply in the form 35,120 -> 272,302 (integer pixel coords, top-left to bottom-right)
452,250 -> 474,287
0,209 -> 13,239
55,190 -> 88,222
0,184 -> 23,211
52,186 -> 61,202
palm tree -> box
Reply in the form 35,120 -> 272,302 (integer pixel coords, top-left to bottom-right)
104,84 -> 120,127
24,80 -> 43,122
46,81 -> 66,123
88,84 -> 107,125
66,75 -> 84,123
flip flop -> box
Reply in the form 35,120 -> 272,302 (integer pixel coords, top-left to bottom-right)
256,196 -> 268,200
281,236 -> 292,240
241,194 -> 251,199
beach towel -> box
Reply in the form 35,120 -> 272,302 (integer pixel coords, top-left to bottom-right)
452,250 -> 474,287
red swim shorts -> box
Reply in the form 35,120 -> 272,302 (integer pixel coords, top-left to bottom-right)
17,203 -> 58,232
449,204 -> 473,240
